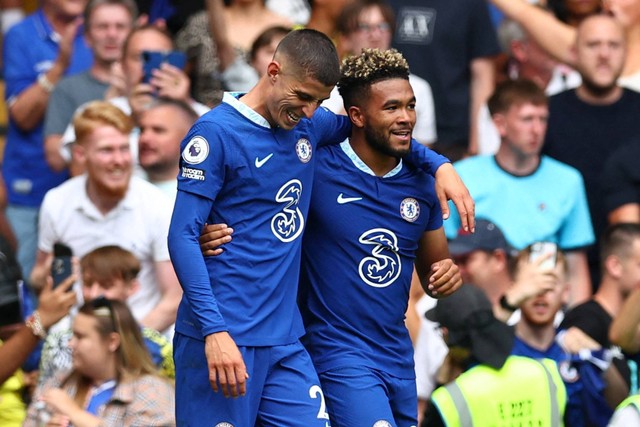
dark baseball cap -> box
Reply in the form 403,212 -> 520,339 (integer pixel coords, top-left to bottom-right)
426,284 -> 514,370
448,218 -> 513,257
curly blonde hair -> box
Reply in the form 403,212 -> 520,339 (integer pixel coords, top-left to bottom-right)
337,48 -> 410,109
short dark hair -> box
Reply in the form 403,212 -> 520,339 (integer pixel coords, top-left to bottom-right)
336,0 -> 396,35
147,97 -> 199,125
84,0 -> 138,30
274,29 -> 341,87
337,48 -> 409,110
600,223 -> 640,271
249,26 -> 292,63
487,78 -> 548,116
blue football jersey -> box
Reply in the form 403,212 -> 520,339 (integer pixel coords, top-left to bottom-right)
170,94 -> 350,346
299,141 -> 442,379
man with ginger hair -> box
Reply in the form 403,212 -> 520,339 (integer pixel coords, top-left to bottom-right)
31,101 -> 181,337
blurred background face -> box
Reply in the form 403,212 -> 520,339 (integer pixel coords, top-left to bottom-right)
138,106 -> 189,174
82,275 -> 132,302
69,313 -> 113,377
520,264 -> 567,327
455,251 -> 496,287
251,34 -> 286,78
343,5 -> 393,54
86,4 -> 133,64
497,102 -> 548,157
122,29 -> 173,91
616,238 -> 640,296
48,0 -> 88,19
520,39 -> 558,77
575,16 -> 626,92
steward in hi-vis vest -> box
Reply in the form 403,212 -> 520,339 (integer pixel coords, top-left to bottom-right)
422,284 -> 567,426
432,355 -> 566,426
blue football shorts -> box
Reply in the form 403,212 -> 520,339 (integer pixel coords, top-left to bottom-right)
174,332 -> 331,427
319,365 -> 418,427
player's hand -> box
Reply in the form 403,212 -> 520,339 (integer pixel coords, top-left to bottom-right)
199,223 -> 234,256
434,163 -> 475,232
427,258 -> 462,298
204,332 -> 248,398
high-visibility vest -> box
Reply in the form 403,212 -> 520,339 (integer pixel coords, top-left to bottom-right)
431,356 -> 567,427
615,394 -> 640,412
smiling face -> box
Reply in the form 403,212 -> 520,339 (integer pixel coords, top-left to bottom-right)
264,61 -> 334,130
357,78 -> 415,158
79,125 -> 132,200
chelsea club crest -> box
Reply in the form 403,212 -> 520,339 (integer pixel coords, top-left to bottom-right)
400,198 -> 420,223
295,138 -> 312,163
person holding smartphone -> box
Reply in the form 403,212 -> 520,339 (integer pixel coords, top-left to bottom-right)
0,272 -> 76,386
55,24 -> 210,177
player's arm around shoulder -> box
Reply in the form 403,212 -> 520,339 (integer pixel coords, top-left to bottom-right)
414,228 -> 462,298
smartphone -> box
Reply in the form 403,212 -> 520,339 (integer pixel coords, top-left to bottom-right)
529,242 -> 557,270
51,242 -> 73,289
141,50 -> 187,83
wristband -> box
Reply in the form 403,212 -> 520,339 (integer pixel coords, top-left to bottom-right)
26,310 -> 47,339
499,294 -> 518,312
37,73 -> 55,93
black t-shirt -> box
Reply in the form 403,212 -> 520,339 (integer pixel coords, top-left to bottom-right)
388,0 -> 500,145
543,88 -> 640,283
602,140 -> 640,214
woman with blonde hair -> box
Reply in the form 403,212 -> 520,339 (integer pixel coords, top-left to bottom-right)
24,298 -> 175,427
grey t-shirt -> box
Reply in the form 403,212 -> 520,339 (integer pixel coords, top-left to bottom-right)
44,71 -> 109,137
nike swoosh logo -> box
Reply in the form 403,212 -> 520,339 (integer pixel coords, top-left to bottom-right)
337,193 -> 362,204
255,153 -> 274,168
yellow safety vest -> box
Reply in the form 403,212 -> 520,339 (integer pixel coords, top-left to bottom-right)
432,356 -> 567,427
616,394 -> 640,412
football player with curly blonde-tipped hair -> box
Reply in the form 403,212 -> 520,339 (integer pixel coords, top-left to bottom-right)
298,48 -> 462,426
